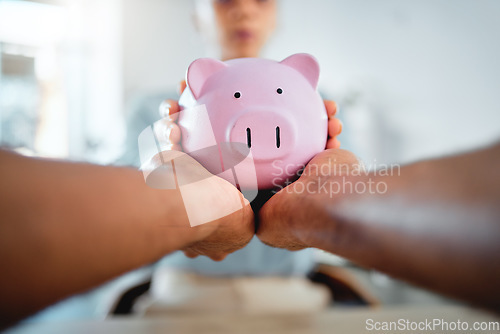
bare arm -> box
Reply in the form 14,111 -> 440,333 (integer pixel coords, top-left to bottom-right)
0,150 -> 253,327
258,144 -> 500,310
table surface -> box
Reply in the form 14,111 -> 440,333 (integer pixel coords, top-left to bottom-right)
6,305 -> 500,334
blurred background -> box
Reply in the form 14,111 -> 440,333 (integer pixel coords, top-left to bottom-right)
1,0 -> 500,323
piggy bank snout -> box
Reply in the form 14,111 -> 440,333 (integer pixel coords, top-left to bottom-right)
229,110 -> 295,161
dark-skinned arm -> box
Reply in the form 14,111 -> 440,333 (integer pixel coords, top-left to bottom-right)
258,144 -> 500,310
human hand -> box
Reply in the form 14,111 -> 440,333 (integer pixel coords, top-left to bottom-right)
324,100 -> 342,149
153,84 -> 344,256
257,149 -> 360,250
143,150 -> 254,261
155,81 -> 186,151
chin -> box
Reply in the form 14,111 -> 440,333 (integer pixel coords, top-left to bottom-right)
233,45 -> 261,58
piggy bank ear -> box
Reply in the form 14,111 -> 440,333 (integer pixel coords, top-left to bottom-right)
187,58 -> 227,99
280,53 -> 320,89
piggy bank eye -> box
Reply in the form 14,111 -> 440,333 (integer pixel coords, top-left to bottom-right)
277,88 -> 283,94
234,91 -> 241,98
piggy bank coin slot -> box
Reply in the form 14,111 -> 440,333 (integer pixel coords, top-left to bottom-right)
276,126 -> 281,148
246,127 -> 252,148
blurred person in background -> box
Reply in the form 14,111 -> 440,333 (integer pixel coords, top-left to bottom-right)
116,0 -> 348,316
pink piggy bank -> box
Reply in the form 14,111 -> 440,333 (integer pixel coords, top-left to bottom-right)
177,53 -> 328,189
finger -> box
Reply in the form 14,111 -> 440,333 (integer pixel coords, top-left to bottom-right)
324,100 -> 338,118
207,253 -> 228,262
183,249 -> 199,258
169,123 -> 182,143
168,110 -> 179,122
178,80 -> 187,95
328,118 -> 343,138
159,99 -> 180,119
153,120 -> 182,146
326,138 -> 341,149
171,143 -> 183,152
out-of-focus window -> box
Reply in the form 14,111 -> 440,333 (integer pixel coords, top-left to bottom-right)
0,0 -> 124,163
0,0 -> 68,157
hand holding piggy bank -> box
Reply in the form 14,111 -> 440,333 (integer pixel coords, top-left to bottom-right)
177,53 -> 328,189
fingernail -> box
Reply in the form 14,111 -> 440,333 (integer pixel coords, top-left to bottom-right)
159,100 -> 172,118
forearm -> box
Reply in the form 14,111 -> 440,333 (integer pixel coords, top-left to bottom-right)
309,145 -> 500,308
0,151 -> 200,326
262,145 -> 500,309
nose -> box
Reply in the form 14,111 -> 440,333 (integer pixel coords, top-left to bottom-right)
229,0 -> 258,21
229,110 -> 295,161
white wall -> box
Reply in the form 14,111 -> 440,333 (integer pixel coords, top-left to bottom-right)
122,0 -> 500,164
122,0 -> 204,99
268,0 -> 500,164
71,0 -> 124,162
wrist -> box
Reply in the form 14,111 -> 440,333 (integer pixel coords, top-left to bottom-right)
153,187 -> 221,255
289,171 -> 380,253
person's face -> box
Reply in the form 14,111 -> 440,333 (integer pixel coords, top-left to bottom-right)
212,0 -> 277,60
